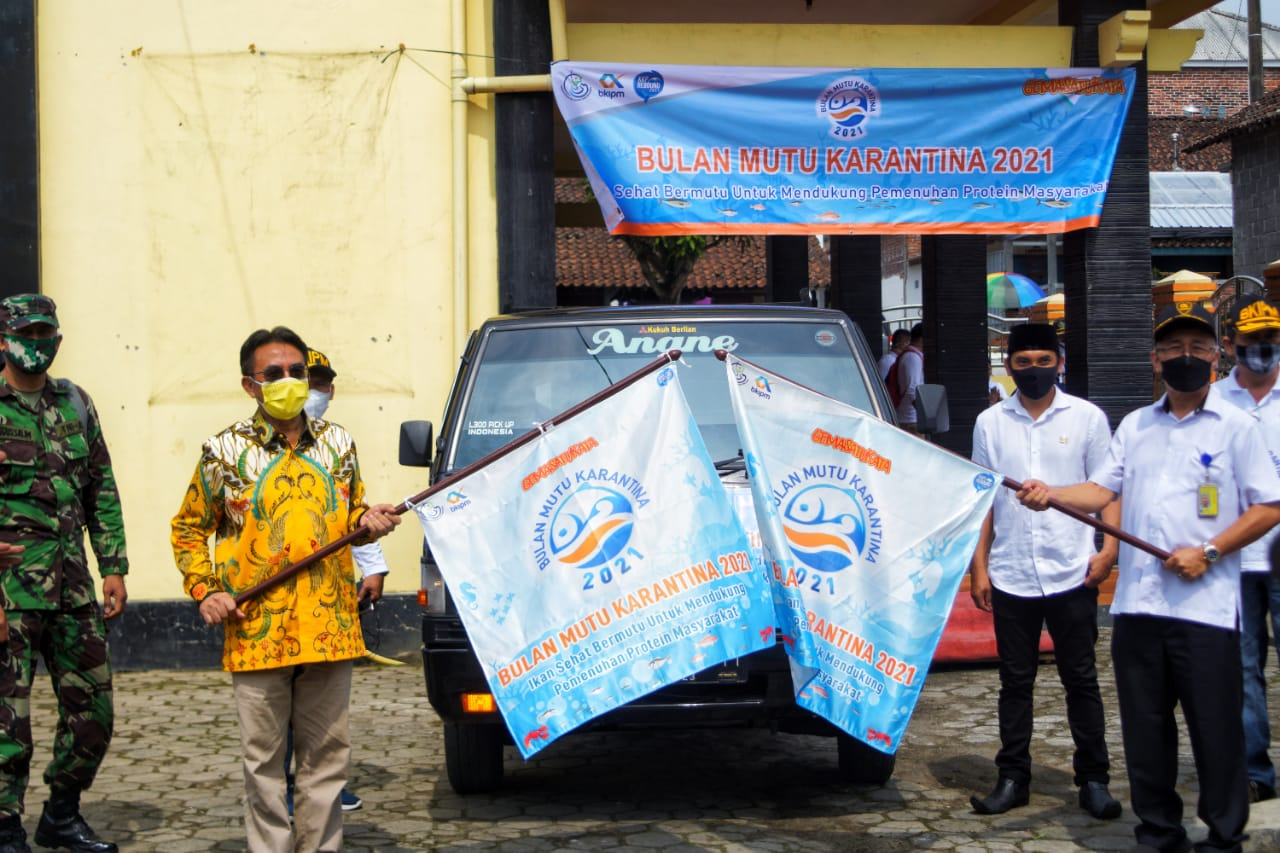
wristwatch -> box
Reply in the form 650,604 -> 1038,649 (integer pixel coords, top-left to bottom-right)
1202,542 -> 1221,563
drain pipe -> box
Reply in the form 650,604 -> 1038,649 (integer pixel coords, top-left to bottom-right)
450,0 -> 470,357
450,0 -> 565,356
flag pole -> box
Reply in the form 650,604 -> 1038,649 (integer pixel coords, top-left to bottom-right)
234,349 -> 685,606
713,349 -> 1171,562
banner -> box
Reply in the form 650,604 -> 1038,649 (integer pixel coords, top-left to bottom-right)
415,367 -> 776,757
725,355 -> 997,753
552,62 -> 1135,236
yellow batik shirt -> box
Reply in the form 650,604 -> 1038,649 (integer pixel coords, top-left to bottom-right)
171,411 -> 369,672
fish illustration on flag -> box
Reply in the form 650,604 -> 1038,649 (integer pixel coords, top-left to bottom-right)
724,354 -> 997,753
415,365 -> 776,757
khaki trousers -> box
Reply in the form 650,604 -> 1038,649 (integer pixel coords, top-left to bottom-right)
232,660 -> 353,853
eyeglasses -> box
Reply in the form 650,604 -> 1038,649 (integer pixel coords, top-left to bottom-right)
1155,342 -> 1217,358
250,363 -> 308,382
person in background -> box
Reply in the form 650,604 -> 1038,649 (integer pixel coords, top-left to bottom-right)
879,328 -> 910,381
889,323 -> 924,431
275,348 -> 392,816
1215,298 -> 1280,804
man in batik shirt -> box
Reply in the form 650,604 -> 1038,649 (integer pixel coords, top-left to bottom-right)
0,294 -> 127,853
171,326 -> 398,853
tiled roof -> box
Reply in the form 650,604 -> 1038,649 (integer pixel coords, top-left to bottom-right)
556,227 -> 830,290
1149,117 -> 1231,171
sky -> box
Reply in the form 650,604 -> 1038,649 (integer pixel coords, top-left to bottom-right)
1214,0 -> 1280,25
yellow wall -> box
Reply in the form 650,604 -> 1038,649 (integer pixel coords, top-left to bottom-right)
37,0 -> 497,602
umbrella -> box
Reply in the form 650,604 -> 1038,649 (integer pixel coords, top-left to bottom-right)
987,272 -> 1046,310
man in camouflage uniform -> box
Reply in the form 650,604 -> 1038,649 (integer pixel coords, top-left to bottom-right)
0,294 -> 127,853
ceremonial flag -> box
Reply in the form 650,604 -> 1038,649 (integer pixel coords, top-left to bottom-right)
551,62 -> 1135,236
724,355 -> 997,753
414,365 -> 776,758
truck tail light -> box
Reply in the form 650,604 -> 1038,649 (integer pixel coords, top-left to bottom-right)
417,589 -> 429,607
461,693 -> 496,714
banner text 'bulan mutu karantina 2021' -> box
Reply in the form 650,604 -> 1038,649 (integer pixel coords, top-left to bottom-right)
551,63 -> 1135,236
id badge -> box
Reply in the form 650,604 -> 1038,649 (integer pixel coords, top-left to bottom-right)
1198,483 -> 1219,518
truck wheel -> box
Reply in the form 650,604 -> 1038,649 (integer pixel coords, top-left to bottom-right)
443,722 -> 504,794
836,732 -> 896,785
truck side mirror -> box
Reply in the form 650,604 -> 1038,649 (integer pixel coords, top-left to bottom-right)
399,420 -> 434,467
913,384 -> 950,435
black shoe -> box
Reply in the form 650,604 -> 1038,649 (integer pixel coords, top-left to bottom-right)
0,815 -> 29,853
1078,780 -> 1122,820
970,777 -> 1029,814
1249,780 -> 1277,803
32,809 -> 116,853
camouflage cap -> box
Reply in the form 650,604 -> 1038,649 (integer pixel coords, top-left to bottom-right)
0,293 -> 58,331
306,348 -> 336,381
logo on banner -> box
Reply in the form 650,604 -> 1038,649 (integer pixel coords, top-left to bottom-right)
752,376 -> 773,399
773,466 -> 884,570
531,471 -> 652,577
598,73 -> 627,100
783,483 -> 867,573
635,70 -> 665,103
562,71 -> 591,102
656,366 -> 674,387
817,76 -> 881,140
732,362 -> 749,385
973,472 -> 996,491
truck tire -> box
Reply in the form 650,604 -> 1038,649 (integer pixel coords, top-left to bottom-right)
836,732 -> 896,785
443,722 -> 504,794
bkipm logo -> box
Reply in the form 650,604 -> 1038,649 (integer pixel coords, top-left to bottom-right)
817,76 -> 881,140
550,485 -> 636,570
782,483 -> 868,573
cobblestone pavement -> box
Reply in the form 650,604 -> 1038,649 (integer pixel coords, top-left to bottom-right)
16,627 -> 1280,851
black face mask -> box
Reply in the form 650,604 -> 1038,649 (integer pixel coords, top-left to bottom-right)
1160,355 -> 1213,392
1009,365 -> 1058,400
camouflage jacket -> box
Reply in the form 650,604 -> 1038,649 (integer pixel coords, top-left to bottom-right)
0,376 -> 128,610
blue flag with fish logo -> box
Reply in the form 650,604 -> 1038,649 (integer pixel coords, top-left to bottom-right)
552,62 -> 1135,236
725,355 -> 997,754
414,367 -> 776,758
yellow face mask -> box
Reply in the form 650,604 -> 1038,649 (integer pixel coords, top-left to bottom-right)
254,377 -> 309,420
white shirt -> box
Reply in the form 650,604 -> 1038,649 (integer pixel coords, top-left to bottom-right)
1090,387 -> 1280,629
895,346 -> 924,424
353,542 -> 390,577
971,388 -> 1111,597
1215,367 -> 1280,572
878,351 -> 898,381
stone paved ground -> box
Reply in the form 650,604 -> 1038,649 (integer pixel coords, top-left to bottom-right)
16,628 -> 1280,851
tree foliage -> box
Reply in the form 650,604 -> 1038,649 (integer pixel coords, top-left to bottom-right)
618,234 -> 749,304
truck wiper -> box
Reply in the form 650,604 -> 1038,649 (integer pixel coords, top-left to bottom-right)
714,455 -> 746,473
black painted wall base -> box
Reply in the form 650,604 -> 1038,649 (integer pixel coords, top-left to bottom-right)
104,594 -> 422,672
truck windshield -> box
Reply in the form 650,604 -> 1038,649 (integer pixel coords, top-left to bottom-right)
447,319 -> 880,472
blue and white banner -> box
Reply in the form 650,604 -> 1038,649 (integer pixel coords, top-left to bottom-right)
415,367 -> 776,758
725,356 -> 997,754
552,62 -> 1135,236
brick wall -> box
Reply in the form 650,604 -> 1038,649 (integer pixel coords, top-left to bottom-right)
1231,124 -> 1280,276
1149,67 -> 1280,117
